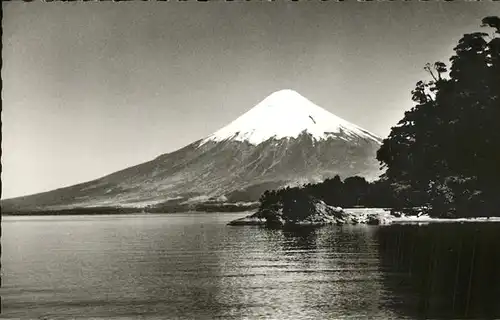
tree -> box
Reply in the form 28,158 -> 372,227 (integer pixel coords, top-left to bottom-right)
343,176 -> 369,206
377,17 -> 500,217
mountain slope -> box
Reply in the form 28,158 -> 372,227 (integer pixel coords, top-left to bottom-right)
202,89 -> 380,145
2,89 -> 383,213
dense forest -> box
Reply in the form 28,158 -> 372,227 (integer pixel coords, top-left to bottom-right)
259,17 -> 500,218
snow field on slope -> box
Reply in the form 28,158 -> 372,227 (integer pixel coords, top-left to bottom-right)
202,89 -> 380,145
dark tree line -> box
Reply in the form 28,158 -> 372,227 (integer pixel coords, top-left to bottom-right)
259,175 -> 408,213
377,16 -> 500,217
260,17 -> 500,218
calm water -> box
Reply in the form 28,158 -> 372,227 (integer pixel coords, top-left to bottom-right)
1,213 -> 499,319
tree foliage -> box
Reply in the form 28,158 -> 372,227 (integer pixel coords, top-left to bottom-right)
259,17 -> 500,218
258,175 -> 402,218
376,17 -> 500,217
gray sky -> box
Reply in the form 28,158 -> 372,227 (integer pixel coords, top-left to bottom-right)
2,1 -> 497,199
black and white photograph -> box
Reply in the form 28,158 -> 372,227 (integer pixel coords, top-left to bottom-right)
1,1 -> 500,319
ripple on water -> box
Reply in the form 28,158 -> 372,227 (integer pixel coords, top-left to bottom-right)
2,214 -> 499,319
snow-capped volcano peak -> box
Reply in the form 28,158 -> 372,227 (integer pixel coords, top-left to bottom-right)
202,89 -> 381,145
2,88 -> 384,212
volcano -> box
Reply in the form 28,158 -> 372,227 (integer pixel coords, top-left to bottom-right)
2,89 -> 383,213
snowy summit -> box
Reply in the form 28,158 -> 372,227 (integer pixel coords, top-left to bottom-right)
202,89 -> 381,145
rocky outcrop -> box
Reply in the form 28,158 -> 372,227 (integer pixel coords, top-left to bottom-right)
228,199 -> 395,227
228,202 -> 500,227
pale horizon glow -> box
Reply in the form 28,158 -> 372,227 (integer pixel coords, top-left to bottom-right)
2,1 -> 496,199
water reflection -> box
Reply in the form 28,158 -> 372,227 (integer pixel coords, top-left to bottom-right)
213,224 -> 400,319
376,223 -> 500,319
2,214 -> 498,319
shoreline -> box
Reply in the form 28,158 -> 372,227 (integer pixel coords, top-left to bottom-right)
3,207 -> 500,224
1,205 -> 258,216
1,210 -> 253,217
228,207 -> 500,226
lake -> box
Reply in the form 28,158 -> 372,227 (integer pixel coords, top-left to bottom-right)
2,213 -> 499,319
